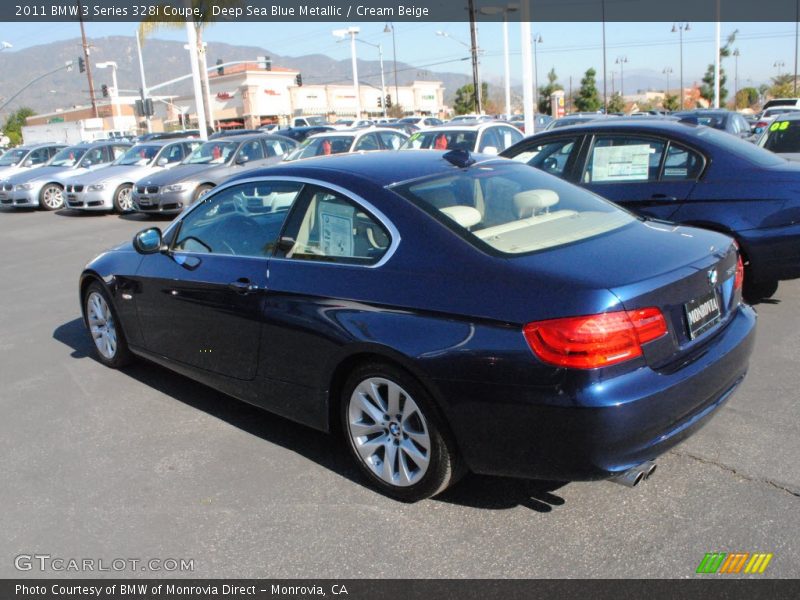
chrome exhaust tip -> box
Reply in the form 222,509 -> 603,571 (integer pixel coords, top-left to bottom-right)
609,461 -> 657,487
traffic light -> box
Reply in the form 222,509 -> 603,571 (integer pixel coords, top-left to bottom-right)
216,58 -> 224,76
78,57 -> 85,73
377,96 -> 382,108
385,94 -> 392,108
295,74 -> 303,87
101,84 -> 109,98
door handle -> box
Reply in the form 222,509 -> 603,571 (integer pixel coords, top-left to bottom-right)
228,279 -> 260,294
650,193 -> 678,201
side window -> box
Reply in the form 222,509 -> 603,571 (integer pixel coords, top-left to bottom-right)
164,144 -> 185,164
478,128 -> 501,153
282,187 -> 391,265
497,126 -> 523,150
237,140 -> 265,162
377,131 -> 404,150
111,146 -> 128,160
84,147 -> 105,165
510,137 -> 579,178
662,143 -> 705,180
28,148 -> 50,165
172,181 -> 304,258
48,146 -> 63,159
263,138 -> 292,157
584,136 -> 666,183
354,133 -> 380,151
184,142 -> 200,156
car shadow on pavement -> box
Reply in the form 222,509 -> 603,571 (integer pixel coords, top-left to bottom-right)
119,213 -> 174,223
53,316 -> 569,511
54,208 -> 107,217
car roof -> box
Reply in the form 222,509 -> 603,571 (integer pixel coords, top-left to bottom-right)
133,138 -> 193,147
418,122 -> 508,131
537,119 -> 702,135
238,149 -> 501,187
17,142 -> 66,150
305,128 -> 408,139
209,132 -> 287,142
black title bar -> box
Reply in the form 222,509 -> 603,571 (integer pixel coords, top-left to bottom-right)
5,0 -> 800,22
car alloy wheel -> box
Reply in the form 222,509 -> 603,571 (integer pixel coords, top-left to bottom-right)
86,291 -> 118,360
114,184 -> 134,213
347,377 -> 432,487
40,184 -> 64,210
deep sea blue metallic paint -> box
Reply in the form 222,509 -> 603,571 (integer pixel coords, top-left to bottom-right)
80,151 -> 756,482
501,120 -> 800,286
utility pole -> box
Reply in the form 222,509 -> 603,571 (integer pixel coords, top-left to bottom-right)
467,0 -> 482,114
77,0 -> 98,118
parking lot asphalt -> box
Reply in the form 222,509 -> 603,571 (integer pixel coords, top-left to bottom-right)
1,208 -> 798,579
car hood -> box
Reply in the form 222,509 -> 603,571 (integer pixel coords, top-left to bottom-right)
70,164 -> 157,185
135,163 -> 223,187
6,164 -> 87,184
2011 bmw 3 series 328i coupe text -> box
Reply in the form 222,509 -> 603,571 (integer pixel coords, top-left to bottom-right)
79,150 -> 756,501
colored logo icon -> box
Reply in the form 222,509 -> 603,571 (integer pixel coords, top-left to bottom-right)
696,552 -> 773,574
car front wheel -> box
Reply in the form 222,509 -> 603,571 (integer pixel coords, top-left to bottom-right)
39,183 -> 64,210
113,184 -> 134,213
83,281 -> 132,368
341,363 -> 463,501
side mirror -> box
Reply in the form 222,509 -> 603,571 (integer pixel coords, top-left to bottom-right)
83,160 -> 92,167
157,157 -> 169,167
133,227 -> 163,254
235,155 -> 249,165
23,159 -> 34,167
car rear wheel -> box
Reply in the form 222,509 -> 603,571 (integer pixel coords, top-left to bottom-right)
341,363 -> 463,501
83,281 -> 132,368
193,184 -> 214,203
743,279 -> 779,302
113,184 -> 134,213
39,183 -> 64,210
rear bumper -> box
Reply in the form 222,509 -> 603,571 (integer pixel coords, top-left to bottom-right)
740,222 -> 800,282
434,304 -> 757,481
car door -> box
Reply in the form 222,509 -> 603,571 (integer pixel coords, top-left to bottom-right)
581,134 -> 701,220
133,180 -> 305,380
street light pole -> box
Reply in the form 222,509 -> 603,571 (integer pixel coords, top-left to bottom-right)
384,23 -> 400,110
355,37 -> 387,118
615,56 -> 628,98
96,61 -> 119,119
663,67 -> 673,96
533,34 -> 543,112
672,22 -> 690,110
733,49 -> 740,106
467,0 -> 482,114
333,27 -> 362,119
135,30 -> 152,133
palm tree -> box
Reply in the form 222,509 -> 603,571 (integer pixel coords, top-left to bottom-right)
138,0 -> 243,130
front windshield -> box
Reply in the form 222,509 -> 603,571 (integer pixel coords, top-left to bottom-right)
48,147 -> 88,168
0,148 -> 27,166
402,130 -> 477,151
183,141 -> 237,165
115,145 -> 159,166
392,161 -> 633,255
284,136 -> 354,161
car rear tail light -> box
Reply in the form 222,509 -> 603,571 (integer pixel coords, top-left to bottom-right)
755,120 -> 768,129
734,253 -> 744,291
523,308 -> 668,369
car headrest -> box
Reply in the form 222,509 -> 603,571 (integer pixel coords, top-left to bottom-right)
440,205 -> 482,229
514,189 -> 559,218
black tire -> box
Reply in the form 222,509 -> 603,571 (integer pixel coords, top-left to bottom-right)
340,362 -> 464,502
193,184 -> 214,203
113,184 -> 134,213
743,279 -> 779,303
38,183 -> 64,211
83,281 -> 133,368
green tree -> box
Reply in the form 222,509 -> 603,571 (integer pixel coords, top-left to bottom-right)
768,74 -> 796,100
735,87 -> 760,109
699,30 -> 738,105
574,68 -> 601,113
139,0 -> 243,130
538,68 -> 563,114
453,82 -> 489,114
663,93 -> 680,111
2,107 -> 35,146
607,93 -> 625,113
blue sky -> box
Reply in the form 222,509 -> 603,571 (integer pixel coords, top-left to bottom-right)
2,21 -> 795,90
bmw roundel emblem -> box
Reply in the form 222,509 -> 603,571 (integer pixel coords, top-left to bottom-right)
708,269 -> 718,286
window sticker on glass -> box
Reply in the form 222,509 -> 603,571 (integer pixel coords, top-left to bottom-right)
591,144 -> 651,182
319,201 -> 354,257
664,167 -> 688,178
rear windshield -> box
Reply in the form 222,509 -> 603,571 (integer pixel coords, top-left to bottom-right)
284,136 -> 355,161
391,161 -> 634,255
695,126 -> 785,167
760,118 -> 800,153
403,130 -> 477,151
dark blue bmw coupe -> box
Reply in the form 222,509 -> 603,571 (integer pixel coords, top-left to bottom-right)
79,150 -> 756,501
501,119 -> 800,301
